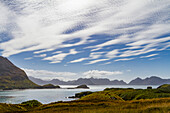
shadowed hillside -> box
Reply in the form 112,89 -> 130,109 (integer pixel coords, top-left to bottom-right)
0,56 -> 38,89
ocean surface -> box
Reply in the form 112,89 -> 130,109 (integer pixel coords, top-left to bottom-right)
0,85 -> 159,104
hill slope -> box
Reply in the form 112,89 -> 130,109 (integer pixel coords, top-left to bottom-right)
0,56 -> 38,89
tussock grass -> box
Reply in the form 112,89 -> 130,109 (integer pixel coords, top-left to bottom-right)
1,98 -> 170,113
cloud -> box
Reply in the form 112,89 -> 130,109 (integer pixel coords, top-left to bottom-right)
0,2 -> 14,33
114,58 -> 134,62
83,70 -> 123,78
23,68 -> 77,80
85,59 -> 109,65
69,58 -> 88,63
24,57 -> 33,60
69,52 -> 105,64
0,0 -> 169,64
34,54 -> 47,58
140,53 -> 158,58
118,48 -> 157,58
43,49 -> 78,63
24,68 -> 123,80
106,49 -> 119,58
100,62 -> 112,65
149,57 -> 159,60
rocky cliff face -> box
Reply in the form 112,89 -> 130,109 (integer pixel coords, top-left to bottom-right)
0,56 -> 38,89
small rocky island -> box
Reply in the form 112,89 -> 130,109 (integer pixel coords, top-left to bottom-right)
67,85 -> 89,89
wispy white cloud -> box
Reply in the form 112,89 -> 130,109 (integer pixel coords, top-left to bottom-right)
85,59 -> 109,65
0,0 -> 169,64
34,54 -> 47,58
24,57 -> 33,60
69,58 -> 88,63
83,70 -> 123,78
140,53 -> 158,58
99,62 -> 112,65
0,2 -> 14,33
69,52 -> 105,64
23,68 -> 77,81
149,57 -> 159,60
43,49 -> 78,63
119,48 -> 157,58
24,68 -> 123,80
106,49 -> 119,59
114,58 -> 134,62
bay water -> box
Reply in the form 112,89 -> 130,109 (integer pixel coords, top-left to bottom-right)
0,85 -> 159,104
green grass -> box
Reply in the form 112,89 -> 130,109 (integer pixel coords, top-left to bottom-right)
157,84 -> 170,93
80,91 -> 124,101
21,100 -> 42,109
0,76 -> 38,89
102,87 -> 170,101
1,98 -> 169,113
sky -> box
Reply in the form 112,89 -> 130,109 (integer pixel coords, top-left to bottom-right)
0,0 -> 170,82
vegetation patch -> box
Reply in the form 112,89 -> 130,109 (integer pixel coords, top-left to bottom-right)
21,100 -> 42,109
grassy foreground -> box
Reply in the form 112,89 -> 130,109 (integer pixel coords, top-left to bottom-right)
1,84 -> 170,113
0,98 -> 170,113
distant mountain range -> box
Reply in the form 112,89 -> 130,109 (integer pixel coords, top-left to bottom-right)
28,76 -> 170,85
28,76 -> 127,85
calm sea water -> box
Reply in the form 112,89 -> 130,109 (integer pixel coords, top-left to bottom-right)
0,85 -> 159,104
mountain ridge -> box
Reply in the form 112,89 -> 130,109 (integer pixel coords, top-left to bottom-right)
28,76 -> 170,85
129,76 -> 170,85
28,76 -> 127,85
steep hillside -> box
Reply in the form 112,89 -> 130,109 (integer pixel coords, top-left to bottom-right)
0,56 -> 38,89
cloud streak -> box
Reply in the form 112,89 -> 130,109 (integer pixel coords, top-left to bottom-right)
83,70 -> 123,78
24,68 -> 77,80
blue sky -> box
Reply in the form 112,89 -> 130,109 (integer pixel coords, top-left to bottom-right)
0,0 -> 170,82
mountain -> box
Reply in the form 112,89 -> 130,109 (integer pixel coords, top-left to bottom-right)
0,56 -> 38,89
29,76 -> 170,85
68,78 -> 95,85
88,77 -> 127,85
128,77 -> 143,85
129,76 -> 170,85
50,79 -> 68,85
29,76 -> 127,85
28,76 -> 50,85
111,80 -> 127,85
28,76 -> 67,85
